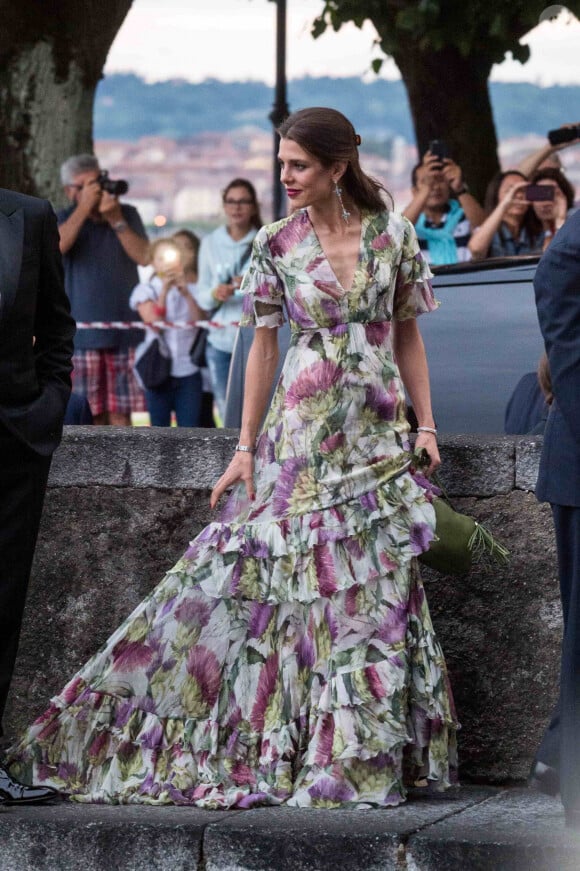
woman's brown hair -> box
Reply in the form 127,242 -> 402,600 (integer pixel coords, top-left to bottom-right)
531,166 -> 576,211
484,169 -> 527,214
278,107 -> 391,213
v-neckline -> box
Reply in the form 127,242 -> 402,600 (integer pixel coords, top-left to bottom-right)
307,210 -> 366,295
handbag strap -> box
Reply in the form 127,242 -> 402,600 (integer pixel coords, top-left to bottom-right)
237,242 -> 253,273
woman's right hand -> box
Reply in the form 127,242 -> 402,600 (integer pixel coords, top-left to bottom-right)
500,179 -> 528,208
210,452 -> 255,509
212,283 -> 235,303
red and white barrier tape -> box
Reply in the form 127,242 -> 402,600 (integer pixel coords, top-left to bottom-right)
75,320 -> 240,330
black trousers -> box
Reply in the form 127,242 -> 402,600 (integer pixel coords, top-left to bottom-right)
536,504 -> 580,814
0,423 -> 51,735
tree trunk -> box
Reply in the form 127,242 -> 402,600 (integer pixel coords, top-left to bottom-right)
0,1 -> 133,205
393,44 -> 500,205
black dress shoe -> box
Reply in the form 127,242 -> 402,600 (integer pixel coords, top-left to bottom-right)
0,761 -> 59,805
528,760 -> 560,797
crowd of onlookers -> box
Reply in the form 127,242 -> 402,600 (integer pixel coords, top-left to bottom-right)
59,153 -> 262,430
401,125 -> 579,441
59,125 -> 580,431
403,124 -> 580,266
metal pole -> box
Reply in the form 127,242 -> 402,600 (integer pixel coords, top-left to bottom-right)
269,0 -> 289,221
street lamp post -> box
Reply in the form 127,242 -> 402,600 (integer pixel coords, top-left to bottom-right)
269,0 -> 289,221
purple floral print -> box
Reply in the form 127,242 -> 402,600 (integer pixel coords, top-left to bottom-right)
9,209 -> 457,810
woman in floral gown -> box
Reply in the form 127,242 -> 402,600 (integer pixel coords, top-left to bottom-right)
9,108 -> 458,809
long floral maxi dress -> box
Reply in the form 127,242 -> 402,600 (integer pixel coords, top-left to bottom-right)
9,209 -> 458,808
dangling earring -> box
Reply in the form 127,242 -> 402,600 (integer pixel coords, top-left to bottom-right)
334,181 -> 351,224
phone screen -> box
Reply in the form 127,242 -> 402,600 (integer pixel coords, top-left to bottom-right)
525,185 -> 555,202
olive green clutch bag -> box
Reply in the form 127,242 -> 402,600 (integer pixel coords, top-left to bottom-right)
419,496 -> 509,575
413,451 -> 510,576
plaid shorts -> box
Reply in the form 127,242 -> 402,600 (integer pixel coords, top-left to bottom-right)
72,348 -> 146,417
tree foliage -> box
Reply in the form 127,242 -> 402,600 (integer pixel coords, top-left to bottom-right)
314,0 -> 580,67
312,1 -> 580,200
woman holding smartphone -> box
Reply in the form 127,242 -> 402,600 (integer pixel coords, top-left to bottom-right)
528,167 -> 576,251
468,170 -> 543,260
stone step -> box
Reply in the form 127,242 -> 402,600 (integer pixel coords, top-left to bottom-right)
0,787 -> 578,871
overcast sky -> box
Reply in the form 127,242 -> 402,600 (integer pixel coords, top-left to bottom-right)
104,1 -> 580,87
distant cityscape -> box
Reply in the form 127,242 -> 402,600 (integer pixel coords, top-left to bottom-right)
92,74 -> 580,232
95,128 -> 580,232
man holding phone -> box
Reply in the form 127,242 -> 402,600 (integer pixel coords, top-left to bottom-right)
403,144 -> 486,266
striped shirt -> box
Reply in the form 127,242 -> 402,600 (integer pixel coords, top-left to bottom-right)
416,205 -> 472,265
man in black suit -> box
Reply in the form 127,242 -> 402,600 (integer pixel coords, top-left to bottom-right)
0,188 -> 75,803
532,209 -> 580,828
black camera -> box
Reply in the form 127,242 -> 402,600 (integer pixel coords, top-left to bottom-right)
97,170 -> 129,197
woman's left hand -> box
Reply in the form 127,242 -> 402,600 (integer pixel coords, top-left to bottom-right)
210,452 -> 255,509
415,431 -> 440,476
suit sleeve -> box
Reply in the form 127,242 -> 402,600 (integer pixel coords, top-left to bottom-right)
33,201 -> 76,398
534,211 -> 580,445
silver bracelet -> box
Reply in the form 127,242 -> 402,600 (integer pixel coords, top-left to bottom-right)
417,426 -> 438,436
235,444 -> 255,454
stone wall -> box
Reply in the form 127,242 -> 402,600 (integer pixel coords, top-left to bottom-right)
5,428 -> 558,784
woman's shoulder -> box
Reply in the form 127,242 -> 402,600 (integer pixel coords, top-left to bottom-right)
129,276 -> 160,307
258,209 -> 306,238
363,208 -> 407,229
363,209 -> 414,247
251,210 -> 312,259
200,224 -> 228,249
132,274 -> 160,292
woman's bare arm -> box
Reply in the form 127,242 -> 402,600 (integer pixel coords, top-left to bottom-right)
210,326 -> 279,507
393,317 -> 440,474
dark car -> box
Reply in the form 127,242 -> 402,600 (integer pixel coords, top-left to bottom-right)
224,256 -> 543,434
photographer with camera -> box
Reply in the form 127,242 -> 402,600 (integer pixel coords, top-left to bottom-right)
59,154 -> 150,425
403,144 -> 485,265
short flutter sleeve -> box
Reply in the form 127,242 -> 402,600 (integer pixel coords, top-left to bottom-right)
239,228 -> 286,329
393,217 -> 439,321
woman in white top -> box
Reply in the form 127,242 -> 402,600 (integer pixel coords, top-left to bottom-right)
196,178 -> 262,421
130,237 -> 206,426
